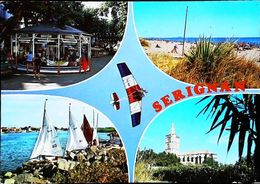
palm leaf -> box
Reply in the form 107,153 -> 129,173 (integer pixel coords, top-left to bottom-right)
238,116 -> 250,159
247,132 -> 253,162
196,96 -> 216,117
207,102 -> 227,132
227,116 -> 239,152
217,108 -> 232,143
196,95 -> 211,105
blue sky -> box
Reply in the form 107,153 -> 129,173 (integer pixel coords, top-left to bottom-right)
134,1 -> 260,38
139,95 -> 249,164
1,95 -> 114,128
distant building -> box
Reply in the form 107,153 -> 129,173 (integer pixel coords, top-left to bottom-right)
165,123 -> 180,155
179,150 -> 217,165
165,123 -> 217,165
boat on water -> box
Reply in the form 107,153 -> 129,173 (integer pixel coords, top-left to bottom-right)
30,100 -> 102,161
65,103 -> 88,154
30,99 -> 63,160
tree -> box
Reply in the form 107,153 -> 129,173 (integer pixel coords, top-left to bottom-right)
1,1 -> 127,52
203,157 -> 219,168
197,94 -> 260,181
98,1 -> 128,52
1,1 -> 84,44
155,152 -> 180,167
136,148 -> 157,165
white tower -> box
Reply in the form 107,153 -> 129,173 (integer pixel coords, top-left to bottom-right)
165,123 -> 180,155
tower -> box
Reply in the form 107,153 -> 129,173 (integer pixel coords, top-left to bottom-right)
165,123 -> 180,155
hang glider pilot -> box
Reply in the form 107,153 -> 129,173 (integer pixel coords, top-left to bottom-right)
132,88 -> 147,101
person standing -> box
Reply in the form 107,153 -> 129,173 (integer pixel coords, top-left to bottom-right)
171,44 -> 178,54
33,53 -> 41,79
26,51 -> 33,73
79,52 -> 90,74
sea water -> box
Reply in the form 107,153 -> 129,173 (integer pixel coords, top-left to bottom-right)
146,37 -> 260,45
0,131 -> 110,173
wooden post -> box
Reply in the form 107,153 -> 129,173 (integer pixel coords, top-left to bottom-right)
79,34 -> 82,58
57,34 -> 60,74
32,33 -> 35,57
88,36 -> 91,59
10,35 -> 13,56
182,6 -> 188,56
15,33 -> 18,69
57,34 -> 60,61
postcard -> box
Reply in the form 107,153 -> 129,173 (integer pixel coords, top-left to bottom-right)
1,1 -> 259,183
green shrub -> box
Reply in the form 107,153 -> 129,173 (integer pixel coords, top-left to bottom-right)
152,164 -> 254,183
185,36 -> 235,66
134,162 -> 153,182
140,38 -> 150,47
53,148 -> 128,183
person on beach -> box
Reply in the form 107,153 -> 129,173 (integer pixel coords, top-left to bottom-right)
26,51 -> 33,73
171,44 -> 178,54
33,53 -> 42,79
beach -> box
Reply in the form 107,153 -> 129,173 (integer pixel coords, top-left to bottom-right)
142,40 -> 260,61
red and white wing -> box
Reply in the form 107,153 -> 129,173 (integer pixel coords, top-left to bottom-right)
111,92 -> 120,110
117,63 -> 142,127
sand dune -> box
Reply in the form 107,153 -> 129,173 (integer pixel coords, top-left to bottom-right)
143,40 -> 260,61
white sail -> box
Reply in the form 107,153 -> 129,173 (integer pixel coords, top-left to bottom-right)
65,104 -> 88,152
92,111 -> 99,146
30,99 -> 63,159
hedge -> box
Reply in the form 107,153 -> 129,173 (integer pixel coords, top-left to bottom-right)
152,164 -> 254,183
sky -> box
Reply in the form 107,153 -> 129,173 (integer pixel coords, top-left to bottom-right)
134,1 -> 260,38
82,1 -> 112,21
1,95 -> 114,128
82,1 -> 103,9
139,95 -> 250,165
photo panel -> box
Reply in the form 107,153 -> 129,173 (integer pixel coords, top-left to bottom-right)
1,1 -> 128,90
135,94 -> 259,183
1,95 -> 128,183
134,1 -> 260,88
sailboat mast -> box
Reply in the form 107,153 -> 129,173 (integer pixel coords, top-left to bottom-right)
182,6 -> 188,56
42,99 -> 48,128
96,113 -> 98,129
69,103 -> 71,125
93,109 -> 95,127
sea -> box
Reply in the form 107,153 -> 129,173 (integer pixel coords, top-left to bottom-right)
0,131 -> 110,173
146,37 -> 260,46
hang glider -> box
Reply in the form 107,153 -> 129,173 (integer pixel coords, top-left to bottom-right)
111,62 -> 147,127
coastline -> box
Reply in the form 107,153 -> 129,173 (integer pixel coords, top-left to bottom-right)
142,39 -> 260,61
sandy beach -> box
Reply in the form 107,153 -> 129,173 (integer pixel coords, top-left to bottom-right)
142,40 -> 260,61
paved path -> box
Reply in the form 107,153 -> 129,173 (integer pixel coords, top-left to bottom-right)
1,56 -> 113,90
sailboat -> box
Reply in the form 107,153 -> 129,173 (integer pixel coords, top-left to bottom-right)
30,99 -> 63,160
92,110 -> 99,146
65,103 -> 88,153
81,110 -> 99,146
81,114 -> 93,145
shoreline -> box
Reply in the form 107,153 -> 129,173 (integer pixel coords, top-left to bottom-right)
144,37 -> 260,46
142,39 -> 260,61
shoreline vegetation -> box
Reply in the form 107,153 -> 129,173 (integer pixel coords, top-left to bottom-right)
1,126 -> 116,134
1,146 -> 128,183
1,126 -> 126,183
140,37 -> 260,88
135,149 -> 255,183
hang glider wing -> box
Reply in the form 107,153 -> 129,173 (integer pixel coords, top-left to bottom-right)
117,62 -> 144,127
111,92 -> 120,110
